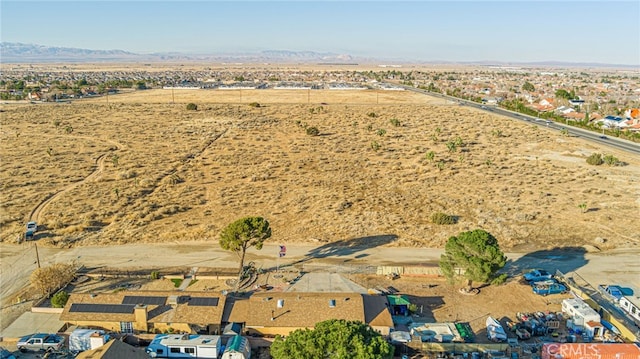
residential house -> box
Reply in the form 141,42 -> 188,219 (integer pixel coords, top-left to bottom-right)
563,111 -> 587,122
555,105 -> 576,115
599,115 -> 628,129
227,292 -> 393,337
60,291 -> 226,335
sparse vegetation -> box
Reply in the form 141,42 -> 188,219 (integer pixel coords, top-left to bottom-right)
431,212 -> 456,225
390,118 -> 401,127
186,103 -> 198,111
30,262 -> 76,297
248,102 -> 261,108
603,154 -> 621,166
425,151 -> 435,162
0,88 -> 637,251
586,153 -> 604,166
370,140 -> 381,151
376,128 -> 386,136
367,112 -> 377,118
578,202 -> 587,213
306,126 -> 320,136
51,291 -> 70,308
150,271 -> 160,280
446,141 -> 457,152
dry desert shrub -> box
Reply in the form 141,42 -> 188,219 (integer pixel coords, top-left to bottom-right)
1,93 -> 639,250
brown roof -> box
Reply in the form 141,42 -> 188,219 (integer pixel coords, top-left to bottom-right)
75,340 -> 149,359
229,292 -> 391,328
60,291 -> 226,325
362,295 -> 394,327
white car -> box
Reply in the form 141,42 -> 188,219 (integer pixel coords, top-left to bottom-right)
26,221 -> 37,233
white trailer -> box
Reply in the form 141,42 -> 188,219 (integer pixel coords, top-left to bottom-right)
619,295 -> 640,324
146,334 -> 222,358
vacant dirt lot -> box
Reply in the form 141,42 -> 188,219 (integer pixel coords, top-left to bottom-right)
1,89 -> 638,251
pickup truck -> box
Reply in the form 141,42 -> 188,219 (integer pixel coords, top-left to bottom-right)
523,269 -> 553,283
17,333 -> 64,352
532,283 -> 567,296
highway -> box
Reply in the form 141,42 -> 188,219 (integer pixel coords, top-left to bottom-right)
398,84 -> 640,156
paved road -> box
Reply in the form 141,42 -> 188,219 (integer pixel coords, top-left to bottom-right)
3,242 -> 639,305
398,84 -> 640,155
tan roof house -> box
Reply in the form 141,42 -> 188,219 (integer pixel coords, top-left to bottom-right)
228,292 -> 393,337
60,291 -> 226,335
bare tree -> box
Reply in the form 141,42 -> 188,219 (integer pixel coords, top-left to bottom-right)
30,262 -> 77,297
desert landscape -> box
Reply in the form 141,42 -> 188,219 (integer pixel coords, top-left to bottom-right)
1,88 -> 639,251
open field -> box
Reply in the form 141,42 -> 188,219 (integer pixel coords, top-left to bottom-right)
1,89 -> 639,251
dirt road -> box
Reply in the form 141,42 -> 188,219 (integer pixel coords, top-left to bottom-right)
2,242 -> 639,307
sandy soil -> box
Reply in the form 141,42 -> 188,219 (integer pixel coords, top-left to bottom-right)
1,90 -> 638,252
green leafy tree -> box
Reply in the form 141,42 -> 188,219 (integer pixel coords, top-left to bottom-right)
270,319 -> 394,359
220,217 -> 271,290
555,89 -> 572,100
439,229 -> 506,291
522,81 -> 535,92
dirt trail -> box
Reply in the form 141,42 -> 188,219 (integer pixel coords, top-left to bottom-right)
28,136 -> 124,223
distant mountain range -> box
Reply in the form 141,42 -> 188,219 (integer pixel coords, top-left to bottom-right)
0,42 -> 359,64
1,42 -> 636,68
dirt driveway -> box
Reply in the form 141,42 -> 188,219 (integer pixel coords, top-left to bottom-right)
3,241 -> 640,306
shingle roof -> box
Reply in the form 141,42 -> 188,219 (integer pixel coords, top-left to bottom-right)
229,292 -> 392,329
61,291 -> 226,325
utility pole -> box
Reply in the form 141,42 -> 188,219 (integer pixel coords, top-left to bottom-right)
34,242 -> 41,269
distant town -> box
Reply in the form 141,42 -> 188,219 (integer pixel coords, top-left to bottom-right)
2,65 -> 639,141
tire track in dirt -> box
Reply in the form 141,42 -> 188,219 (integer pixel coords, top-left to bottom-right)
28,136 -> 125,224
147,129 -> 228,196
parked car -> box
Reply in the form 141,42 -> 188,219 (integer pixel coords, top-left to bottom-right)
26,221 -> 37,233
531,279 -> 557,286
523,269 -> 553,282
533,283 -> 567,296
599,284 -> 624,302
0,347 -> 16,359
17,333 -> 64,352
25,221 -> 37,241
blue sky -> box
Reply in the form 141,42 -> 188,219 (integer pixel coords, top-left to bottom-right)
2,1 -> 639,65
